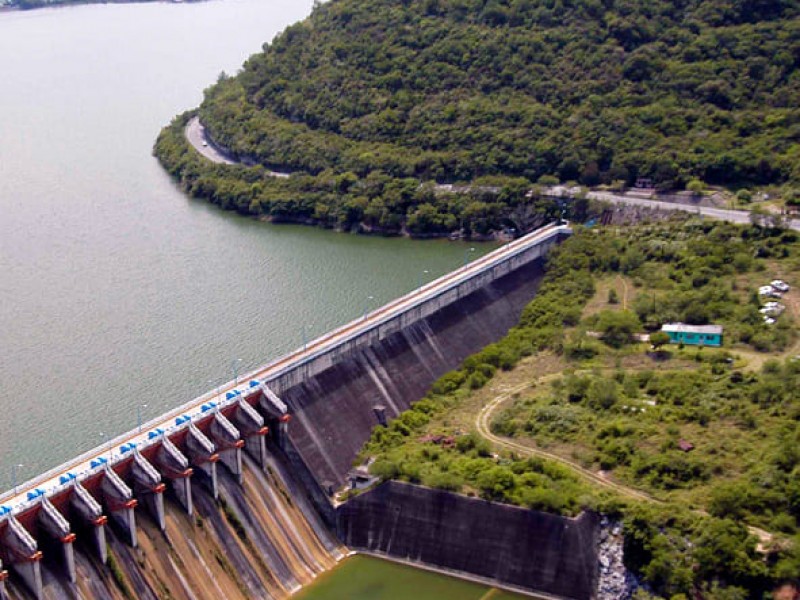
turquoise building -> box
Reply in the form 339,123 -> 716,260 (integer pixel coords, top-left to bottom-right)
661,323 -> 723,347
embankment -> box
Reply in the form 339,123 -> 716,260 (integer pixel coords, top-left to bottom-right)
337,482 -> 599,600
3,455 -> 343,600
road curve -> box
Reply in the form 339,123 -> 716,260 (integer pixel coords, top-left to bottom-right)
185,116 -> 237,165
476,380 -> 655,504
185,116 -> 290,178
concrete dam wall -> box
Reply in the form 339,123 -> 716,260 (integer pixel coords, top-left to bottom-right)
338,482 -> 600,600
271,244 -> 555,495
2,452 -> 344,600
0,225 -> 581,599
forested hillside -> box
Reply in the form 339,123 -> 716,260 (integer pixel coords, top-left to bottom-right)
156,0 -> 800,233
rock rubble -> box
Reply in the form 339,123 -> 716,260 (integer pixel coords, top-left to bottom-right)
597,516 -> 640,600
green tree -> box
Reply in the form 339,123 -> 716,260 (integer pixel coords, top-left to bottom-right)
687,180 -> 705,196
649,331 -> 671,352
597,310 -> 642,348
586,378 -> 619,410
476,466 -> 515,500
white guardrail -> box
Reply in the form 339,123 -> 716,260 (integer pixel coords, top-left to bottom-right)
0,223 -> 570,517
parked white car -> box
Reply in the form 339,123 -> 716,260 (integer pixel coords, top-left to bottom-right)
764,301 -> 785,310
759,285 -> 781,298
764,316 -> 776,325
760,302 -> 786,317
771,280 -> 790,293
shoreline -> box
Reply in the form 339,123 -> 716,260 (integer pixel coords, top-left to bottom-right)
0,0 -> 200,14
255,212 -> 512,243
179,116 -> 800,237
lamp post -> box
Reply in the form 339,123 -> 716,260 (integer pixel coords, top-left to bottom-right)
11,464 -> 23,496
136,403 -> 149,434
463,246 -> 476,267
417,269 -> 430,289
99,431 -> 111,465
363,295 -> 374,320
209,379 -> 222,401
231,358 -> 243,386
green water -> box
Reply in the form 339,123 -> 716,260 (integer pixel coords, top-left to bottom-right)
295,555 -> 530,600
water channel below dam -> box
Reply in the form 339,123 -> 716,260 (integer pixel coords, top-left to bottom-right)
0,0 -> 496,482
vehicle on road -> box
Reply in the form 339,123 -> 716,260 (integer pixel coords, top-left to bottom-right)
201,141 -> 208,147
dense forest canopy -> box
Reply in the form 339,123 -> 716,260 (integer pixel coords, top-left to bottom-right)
201,0 -> 800,188
156,0 -> 800,235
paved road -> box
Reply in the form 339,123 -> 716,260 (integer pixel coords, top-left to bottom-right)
179,129 -> 799,231
185,116 -> 237,165
588,190 -> 800,232
185,116 -> 289,178
0,224 -> 567,514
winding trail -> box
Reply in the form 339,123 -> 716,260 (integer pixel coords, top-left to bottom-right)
476,379 -> 654,504
474,377 -> 776,547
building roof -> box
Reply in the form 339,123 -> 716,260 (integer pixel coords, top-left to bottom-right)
662,323 -> 723,335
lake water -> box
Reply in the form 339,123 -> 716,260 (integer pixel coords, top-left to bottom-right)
295,555 -> 529,600
0,0 -> 493,486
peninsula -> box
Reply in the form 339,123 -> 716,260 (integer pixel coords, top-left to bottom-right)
156,0 -> 800,237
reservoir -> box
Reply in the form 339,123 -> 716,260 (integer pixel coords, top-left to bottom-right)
0,0 -> 493,484
296,555 -> 528,600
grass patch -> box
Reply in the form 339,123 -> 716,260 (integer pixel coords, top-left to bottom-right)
107,550 -> 135,600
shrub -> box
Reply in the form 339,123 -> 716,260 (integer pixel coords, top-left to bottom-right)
586,378 -> 619,410
476,466 -> 515,500
649,331 -> 671,351
425,471 -> 463,492
370,459 -> 400,480
687,180 -> 705,195
468,371 -> 489,389
537,174 -> 560,186
597,310 -> 642,348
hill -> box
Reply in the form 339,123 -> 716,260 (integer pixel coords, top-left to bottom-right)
155,0 -> 800,233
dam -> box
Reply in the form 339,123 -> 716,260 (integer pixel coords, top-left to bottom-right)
0,224 -> 596,600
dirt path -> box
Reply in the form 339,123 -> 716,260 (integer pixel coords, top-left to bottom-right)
476,380 -> 655,504
474,378 -> 776,547
616,275 -> 629,310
